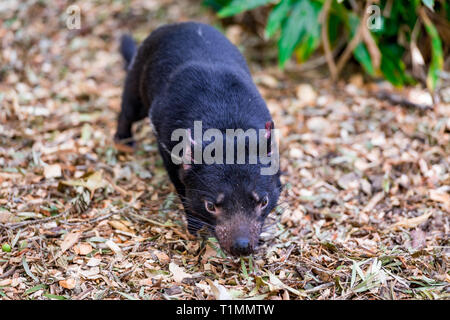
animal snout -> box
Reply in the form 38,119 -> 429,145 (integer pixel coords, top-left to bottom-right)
231,237 -> 252,256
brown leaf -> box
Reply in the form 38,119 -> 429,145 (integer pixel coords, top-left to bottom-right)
201,244 -> 217,264
411,229 -> 427,250
387,211 -> 433,231
59,278 -> 76,290
429,189 -> 450,209
44,164 -> 62,179
60,231 -> 81,253
169,262 -> 192,283
61,171 -> 107,195
108,220 -> 133,233
154,250 -> 170,265
0,211 -> 11,223
364,192 -> 384,212
74,243 -> 93,255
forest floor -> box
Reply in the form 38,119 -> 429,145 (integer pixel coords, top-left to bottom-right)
0,0 -> 449,300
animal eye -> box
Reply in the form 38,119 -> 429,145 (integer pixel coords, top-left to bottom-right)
205,200 -> 216,213
260,195 -> 269,209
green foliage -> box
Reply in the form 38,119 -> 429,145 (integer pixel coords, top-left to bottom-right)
218,0 -> 275,17
379,43 -> 410,86
206,0 -> 447,90
422,15 -> 444,90
278,0 -> 322,66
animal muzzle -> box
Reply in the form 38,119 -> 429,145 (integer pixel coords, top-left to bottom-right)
231,236 -> 253,256
215,214 -> 262,256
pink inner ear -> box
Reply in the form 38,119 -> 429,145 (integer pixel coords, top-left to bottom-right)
265,121 -> 272,139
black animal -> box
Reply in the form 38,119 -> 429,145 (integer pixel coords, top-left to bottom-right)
115,22 -> 281,256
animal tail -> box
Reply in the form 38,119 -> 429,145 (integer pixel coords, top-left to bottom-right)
119,34 -> 137,70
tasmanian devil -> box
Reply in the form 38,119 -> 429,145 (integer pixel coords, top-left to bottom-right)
115,22 -> 281,256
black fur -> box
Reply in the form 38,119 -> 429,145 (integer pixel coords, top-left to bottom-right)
115,22 -> 281,256
119,34 -> 137,70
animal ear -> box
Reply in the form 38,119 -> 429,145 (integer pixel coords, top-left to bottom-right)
265,121 -> 274,139
264,121 -> 274,155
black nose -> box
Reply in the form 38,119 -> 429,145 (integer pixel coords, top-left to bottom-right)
232,237 -> 252,256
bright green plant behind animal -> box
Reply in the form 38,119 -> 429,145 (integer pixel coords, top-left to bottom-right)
204,0 -> 447,91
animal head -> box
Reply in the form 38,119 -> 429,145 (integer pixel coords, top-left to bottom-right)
176,122 -> 281,256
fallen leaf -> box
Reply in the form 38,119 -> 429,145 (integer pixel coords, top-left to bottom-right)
364,192 -> 384,212
264,271 -> 305,297
108,220 -> 133,233
61,171 -> 107,195
169,262 -> 192,283
337,172 -> 360,190
59,278 -> 76,290
86,257 -> 101,267
44,164 -> 62,179
429,189 -> 449,209
105,239 -> 122,257
201,244 -> 218,264
60,231 -> 81,253
387,211 -> 433,231
74,243 -> 93,255
154,250 -> 170,265
206,279 -> 232,300
0,210 -> 11,223
306,117 -> 331,134
410,229 -> 427,250
296,83 -> 317,106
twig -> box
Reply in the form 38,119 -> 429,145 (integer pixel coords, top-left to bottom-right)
361,18 -> 381,70
335,24 -> 363,78
0,265 -> 16,279
119,209 -> 168,228
284,38 -> 345,73
336,0 -> 374,78
2,209 -> 71,231
374,90 -> 433,111
59,212 -> 115,226
321,0 -> 337,80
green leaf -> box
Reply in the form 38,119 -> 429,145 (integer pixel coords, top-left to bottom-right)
24,284 -> 48,296
241,257 -> 249,279
422,17 -> 443,91
379,43 -> 412,87
218,0 -> 274,18
327,13 -> 341,45
203,0 -> 233,12
22,257 -> 39,283
265,0 -> 291,39
43,293 -> 67,300
278,0 -> 322,68
295,17 -> 321,62
354,43 -> 375,76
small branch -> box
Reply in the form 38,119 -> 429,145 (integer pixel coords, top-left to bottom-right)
335,28 -> 362,78
374,90 -> 433,111
335,0 -> 374,78
0,266 -> 16,279
2,209 -> 70,231
321,0 -> 337,81
361,20 -> 381,70
285,38 -> 346,73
